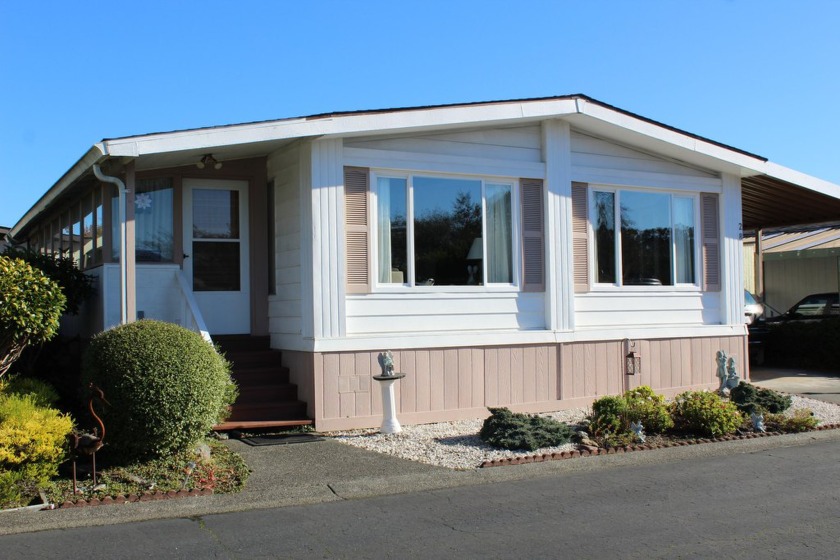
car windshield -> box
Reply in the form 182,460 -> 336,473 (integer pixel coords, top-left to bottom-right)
745,291 -> 757,305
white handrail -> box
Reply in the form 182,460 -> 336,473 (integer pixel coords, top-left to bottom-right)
176,271 -> 212,343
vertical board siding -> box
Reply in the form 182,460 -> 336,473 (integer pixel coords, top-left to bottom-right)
313,335 -> 745,429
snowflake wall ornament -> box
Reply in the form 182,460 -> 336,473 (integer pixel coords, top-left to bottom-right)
135,193 -> 153,210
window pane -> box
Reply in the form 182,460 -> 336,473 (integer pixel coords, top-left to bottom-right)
594,191 -> 616,283
82,195 -> 94,268
135,178 -> 174,262
94,190 -> 103,265
485,184 -> 512,284
377,177 -> 408,284
413,177 -> 482,286
621,191 -> 671,286
673,197 -> 695,284
193,189 -> 239,239
193,241 -> 240,291
71,207 -> 82,267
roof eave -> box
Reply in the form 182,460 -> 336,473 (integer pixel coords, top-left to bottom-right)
10,145 -> 107,239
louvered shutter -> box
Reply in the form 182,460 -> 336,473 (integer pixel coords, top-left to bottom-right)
520,178 -> 544,292
572,182 -> 590,293
701,193 -> 721,292
344,167 -> 370,294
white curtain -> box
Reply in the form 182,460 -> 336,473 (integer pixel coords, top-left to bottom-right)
486,184 -> 512,283
673,196 -> 695,284
377,178 -> 392,283
135,178 -> 174,261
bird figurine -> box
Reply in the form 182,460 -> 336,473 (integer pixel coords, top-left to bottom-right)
70,383 -> 109,492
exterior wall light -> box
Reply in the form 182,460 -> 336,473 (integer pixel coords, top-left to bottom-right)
196,154 -> 222,170
624,338 -> 641,375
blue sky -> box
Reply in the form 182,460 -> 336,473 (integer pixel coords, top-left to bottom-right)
2,0 -> 839,228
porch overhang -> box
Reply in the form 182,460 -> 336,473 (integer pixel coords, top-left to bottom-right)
741,171 -> 840,231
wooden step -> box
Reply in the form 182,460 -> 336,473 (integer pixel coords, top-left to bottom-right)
225,350 -> 285,367
214,335 -> 271,352
236,383 -> 299,402
214,419 -> 313,431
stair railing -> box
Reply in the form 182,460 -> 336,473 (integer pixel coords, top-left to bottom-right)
176,271 -> 212,344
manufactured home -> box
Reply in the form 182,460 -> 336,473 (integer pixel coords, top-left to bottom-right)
11,95 -> 840,430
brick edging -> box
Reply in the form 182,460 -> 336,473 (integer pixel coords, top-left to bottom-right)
479,423 -> 840,468
58,488 -> 213,508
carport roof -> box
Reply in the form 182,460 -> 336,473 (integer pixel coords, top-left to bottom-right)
11,94 -> 840,237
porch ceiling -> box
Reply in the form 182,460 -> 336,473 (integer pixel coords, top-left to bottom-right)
742,175 -> 840,231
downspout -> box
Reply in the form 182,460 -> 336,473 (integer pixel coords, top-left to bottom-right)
92,164 -> 129,325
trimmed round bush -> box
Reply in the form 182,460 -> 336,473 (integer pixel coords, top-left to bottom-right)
670,390 -> 742,437
0,256 -> 66,378
82,320 -> 237,461
480,407 -> 571,451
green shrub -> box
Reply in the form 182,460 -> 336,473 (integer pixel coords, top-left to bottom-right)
623,386 -> 674,434
765,409 -> 818,433
0,392 -> 74,508
479,407 -> 572,451
670,391 -> 743,437
1,248 -> 94,315
588,395 -> 628,436
1,375 -> 60,407
0,256 -> 66,379
82,320 -> 237,462
729,382 -> 792,415
589,386 -> 673,438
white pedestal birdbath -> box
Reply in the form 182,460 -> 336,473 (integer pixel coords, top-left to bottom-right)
374,350 -> 405,434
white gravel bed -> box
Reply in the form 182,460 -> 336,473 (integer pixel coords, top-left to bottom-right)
326,396 -> 840,470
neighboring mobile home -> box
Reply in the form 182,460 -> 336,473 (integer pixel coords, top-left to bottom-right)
10,95 -> 840,430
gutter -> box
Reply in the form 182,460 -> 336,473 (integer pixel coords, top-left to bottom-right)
92,164 -> 129,326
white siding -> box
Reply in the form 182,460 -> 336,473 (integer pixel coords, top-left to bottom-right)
345,125 -> 542,163
574,292 -> 723,328
267,143 -> 304,341
346,292 -> 545,335
571,131 -> 719,188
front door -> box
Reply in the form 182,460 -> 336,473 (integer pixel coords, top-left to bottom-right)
183,179 -> 250,334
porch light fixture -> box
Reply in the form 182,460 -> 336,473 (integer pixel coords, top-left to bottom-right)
624,338 -> 641,376
196,154 -> 222,170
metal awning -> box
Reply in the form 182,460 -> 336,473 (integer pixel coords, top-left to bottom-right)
742,175 -> 840,231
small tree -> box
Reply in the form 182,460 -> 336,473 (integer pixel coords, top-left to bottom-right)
1,248 -> 94,315
0,256 -> 66,378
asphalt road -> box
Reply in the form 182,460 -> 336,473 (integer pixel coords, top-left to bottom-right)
3,436 -> 839,559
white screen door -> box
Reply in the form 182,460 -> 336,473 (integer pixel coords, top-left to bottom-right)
182,179 -> 250,334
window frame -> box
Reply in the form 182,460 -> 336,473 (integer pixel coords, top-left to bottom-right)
370,170 -> 521,293
589,184 -> 702,291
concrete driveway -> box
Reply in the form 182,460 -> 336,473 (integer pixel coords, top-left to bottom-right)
750,367 -> 840,404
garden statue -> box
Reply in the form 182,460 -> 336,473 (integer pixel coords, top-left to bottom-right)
379,350 -> 395,377
716,351 -> 740,396
750,412 -> 766,433
630,420 -> 646,443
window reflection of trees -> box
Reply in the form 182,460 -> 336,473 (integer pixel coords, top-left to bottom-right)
414,191 -> 481,286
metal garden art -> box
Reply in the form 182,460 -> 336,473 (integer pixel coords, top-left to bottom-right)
69,383 -> 109,493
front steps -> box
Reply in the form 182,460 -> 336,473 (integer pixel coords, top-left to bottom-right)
213,336 -> 312,431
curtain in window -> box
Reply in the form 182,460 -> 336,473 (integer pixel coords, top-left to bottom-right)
486,184 -> 512,283
673,197 -> 695,284
377,177 -> 392,283
135,178 -> 174,262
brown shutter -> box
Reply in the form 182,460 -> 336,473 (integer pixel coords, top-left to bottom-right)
701,193 -> 721,292
344,166 -> 370,294
520,178 -> 544,292
572,182 -> 590,293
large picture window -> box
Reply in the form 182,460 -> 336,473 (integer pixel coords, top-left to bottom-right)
592,187 -> 697,287
375,173 -> 515,287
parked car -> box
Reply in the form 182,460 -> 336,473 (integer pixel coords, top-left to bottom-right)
765,292 -> 840,323
744,290 -> 764,325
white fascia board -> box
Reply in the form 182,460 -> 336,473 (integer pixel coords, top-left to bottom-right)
11,145 -> 107,238
99,99 -> 580,158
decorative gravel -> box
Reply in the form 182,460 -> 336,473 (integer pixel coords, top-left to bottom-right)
327,396 -> 840,470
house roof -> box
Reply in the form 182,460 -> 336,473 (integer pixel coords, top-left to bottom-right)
11,94 -> 840,238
